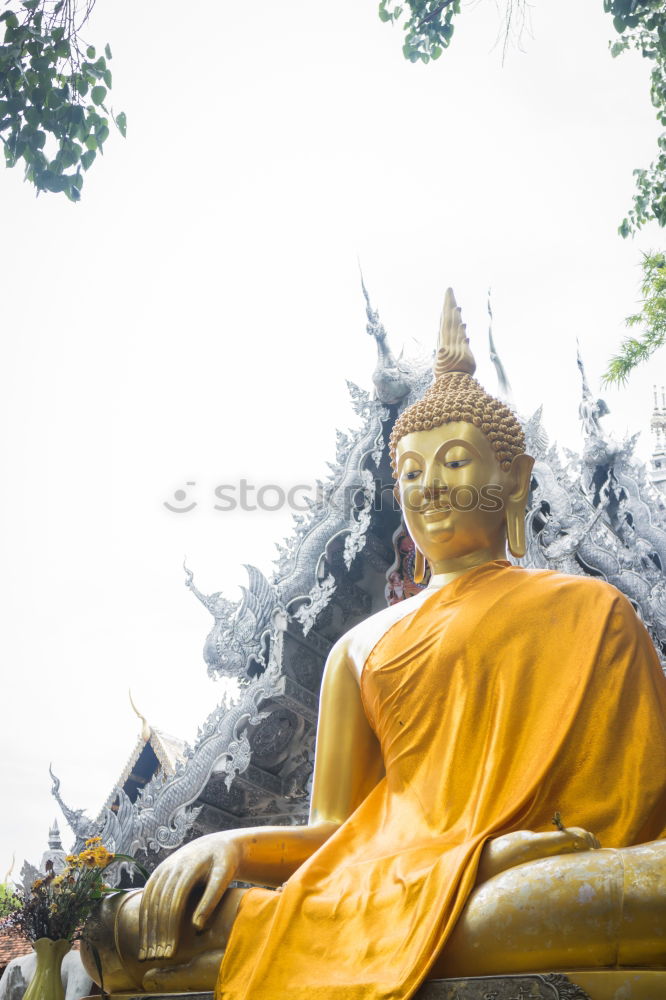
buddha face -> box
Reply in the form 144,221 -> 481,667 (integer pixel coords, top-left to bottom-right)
395,421 -> 519,568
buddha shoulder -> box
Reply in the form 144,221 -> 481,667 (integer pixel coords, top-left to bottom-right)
517,566 -> 639,619
330,591 -> 433,684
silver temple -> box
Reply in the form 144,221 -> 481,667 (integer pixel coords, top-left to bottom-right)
49,288 -> 666,879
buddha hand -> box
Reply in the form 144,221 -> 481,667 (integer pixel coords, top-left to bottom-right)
477,826 -> 600,885
139,832 -> 242,962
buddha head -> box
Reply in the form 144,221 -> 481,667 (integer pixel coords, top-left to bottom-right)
390,289 -> 534,581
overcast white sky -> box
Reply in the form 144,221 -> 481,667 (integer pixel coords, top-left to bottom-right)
1,0 -> 665,878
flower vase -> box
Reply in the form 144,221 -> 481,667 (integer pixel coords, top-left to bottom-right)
23,938 -> 71,1000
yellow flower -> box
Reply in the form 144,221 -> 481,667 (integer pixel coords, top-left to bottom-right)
79,850 -> 97,868
65,854 -> 80,868
85,836 -> 102,847
92,847 -> 113,867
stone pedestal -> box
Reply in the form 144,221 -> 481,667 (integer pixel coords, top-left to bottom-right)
82,970 -> 666,1000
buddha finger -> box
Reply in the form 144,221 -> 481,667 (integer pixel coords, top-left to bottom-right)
138,878 -> 156,958
159,869 -> 190,958
152,868 -> 191,959
141,869 -> 169,959
193,863 -> 228,931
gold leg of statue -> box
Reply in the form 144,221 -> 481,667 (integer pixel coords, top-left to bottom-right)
81,887 -> 247,993
82,834 -> 666,994
434,840 -> 666,977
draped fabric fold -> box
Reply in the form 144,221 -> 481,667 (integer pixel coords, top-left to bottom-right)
217,562 -> 666,1000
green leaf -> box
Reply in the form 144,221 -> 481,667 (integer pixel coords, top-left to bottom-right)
65,180 -> 81,202
91,85 -> 107,105
103,69 -> 112,88
68,104 -> 85,126
81,148 -> 95,169
115,110 -> 126,137
96,123 -> 109,145
86,45 -> 96,59
87,941 -> 106,1000
104,43 -> 112,59
40,170 -> 68,192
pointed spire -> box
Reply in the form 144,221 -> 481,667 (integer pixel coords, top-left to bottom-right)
486,288 -> 514,404
433,287 -> 476,378
48,819 -> 62,850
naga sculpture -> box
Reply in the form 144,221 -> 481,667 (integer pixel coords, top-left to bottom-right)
81,290 -> 666,1000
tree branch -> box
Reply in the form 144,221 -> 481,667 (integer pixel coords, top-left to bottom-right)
416,0 -> 455,29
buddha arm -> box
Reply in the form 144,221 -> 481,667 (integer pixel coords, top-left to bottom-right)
232,637 -> 384,881
232,637 -> 383,880
139,637 -> 384,961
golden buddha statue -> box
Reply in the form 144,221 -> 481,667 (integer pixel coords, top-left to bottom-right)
82,290 -> 666,1000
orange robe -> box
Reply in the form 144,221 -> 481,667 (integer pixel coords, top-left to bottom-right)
217,562 -> 666,1000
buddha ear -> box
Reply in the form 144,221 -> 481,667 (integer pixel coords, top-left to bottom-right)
505,453 -> 534,559
413,546 -> 426,584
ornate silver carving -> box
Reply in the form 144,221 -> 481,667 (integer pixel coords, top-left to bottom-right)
292,575 -> 337,636
185,563 -> 279,680
518,349 -> 666,666
343,468 -> 376,570
418,974 -> 591,1000
487,290 -> 514,407
361,272 -> 411,406
49,765 -> 98,843
222,732 -> 252,791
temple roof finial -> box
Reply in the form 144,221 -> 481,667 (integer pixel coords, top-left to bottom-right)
576,340 -> 610,438
129,689 -> 152,743
487,288 -> 514,404
358,265 -> 410,405
359,264 -> 390,346
49,763 -> 98,841
4,853 -> 15,884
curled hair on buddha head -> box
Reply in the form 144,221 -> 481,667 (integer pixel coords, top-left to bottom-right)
389,288 -> 526,477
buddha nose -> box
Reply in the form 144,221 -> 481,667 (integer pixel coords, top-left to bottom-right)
423,482 -> 449,502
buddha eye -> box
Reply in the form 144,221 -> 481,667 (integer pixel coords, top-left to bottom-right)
445,459 -> 471,470
403,469 -> 422,481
